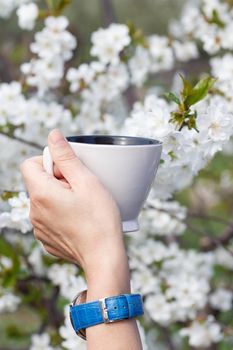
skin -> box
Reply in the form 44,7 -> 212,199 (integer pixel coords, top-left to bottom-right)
20,129 -> 143,350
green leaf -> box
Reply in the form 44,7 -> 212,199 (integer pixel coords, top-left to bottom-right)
165,92 -> 180,105
127,21 -> 147,47
0,238 -> 20,287
1,191 -> 18,201
185,77 -> 216,107
180,74 -> 193,99
210,9 -> 225,28
170,111 -> 184,126
46,0 -> 71,15
58,0 -> 72,11
168,150 -> 177,160
0,238 -> 16,257
187,114 -> 198,131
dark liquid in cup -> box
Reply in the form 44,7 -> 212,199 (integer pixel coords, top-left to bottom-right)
66,135 -> 160,146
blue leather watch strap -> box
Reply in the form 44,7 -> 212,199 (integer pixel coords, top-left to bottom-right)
70,293 -> 144,334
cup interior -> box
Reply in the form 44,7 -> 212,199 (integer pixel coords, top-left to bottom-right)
66,135 -> 160,146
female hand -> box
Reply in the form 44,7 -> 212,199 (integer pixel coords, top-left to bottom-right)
20,129 -> 125,275
21,129 -> 143,350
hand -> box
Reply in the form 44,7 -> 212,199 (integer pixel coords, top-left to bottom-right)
21,129 -> 143,350
20,129 -> 125,275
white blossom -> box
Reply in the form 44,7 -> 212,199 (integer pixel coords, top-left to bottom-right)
145,294 -> 173,325
124,95 -> 174,140
22,16 -> 76,95
172,41 -> 199,62
30,333 -> 55,350
47,263 -> 86,300
123,92 -> 233,199
215,246 -> 233,270
128,47 -> 151,87
180,316 -> 223,347
129,235 -> 215,325
170,0 -> 233,54
131,268 -> 160,295
209,288 -> 233,311
148,35 -> 174,72
0,0 -> 16,18
16,2 -> 38,30
0,0 -> 29,18
0,192 -> 32,233
0,256 -> 13,270
0,289 -> 21,313
91,24 -> 131,65
197,99 -> 233,157
28,244 -> 46,276
141,198 -> 187,236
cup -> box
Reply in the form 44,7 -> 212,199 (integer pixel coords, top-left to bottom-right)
43,135 -> 162,233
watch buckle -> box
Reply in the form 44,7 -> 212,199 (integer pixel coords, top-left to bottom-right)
99,297 -> 114,323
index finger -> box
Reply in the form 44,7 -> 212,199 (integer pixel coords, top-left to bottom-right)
20,156 -> 57,195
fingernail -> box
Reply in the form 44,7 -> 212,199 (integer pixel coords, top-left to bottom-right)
49,129 -> 67,146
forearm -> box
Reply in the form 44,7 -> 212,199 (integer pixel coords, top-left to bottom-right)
85,241 -> 143,350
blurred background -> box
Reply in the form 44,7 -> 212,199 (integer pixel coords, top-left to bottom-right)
0,0 -> 185,81
0,1 -> 232,349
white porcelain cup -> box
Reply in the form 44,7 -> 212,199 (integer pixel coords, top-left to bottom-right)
43,135 -> 162,233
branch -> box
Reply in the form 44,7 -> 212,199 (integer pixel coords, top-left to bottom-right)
100,0 -> 116,25
201,222 -> 233,252
17,275 -> 50,285
17,275 -> 64,329
188,211 -> 232,226
124,85 -> 138,111
0,130 -> 43,150
147,205 -> 233,252
0,55 -> 14,82
48,286 -> 63,328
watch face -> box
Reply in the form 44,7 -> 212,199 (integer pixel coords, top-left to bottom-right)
76,329 -> 87,340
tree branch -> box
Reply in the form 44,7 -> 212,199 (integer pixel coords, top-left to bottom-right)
0,130 -> 43,150
124,85 -> 138,111
201,222 -> 233,252
188,211 -> 232,226
17,275 -> 64,330
0,55 -> 14,82
147,205 -> 233,252
100,0 -> 116,25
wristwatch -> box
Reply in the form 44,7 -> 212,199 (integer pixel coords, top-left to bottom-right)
69,289 -> 144,340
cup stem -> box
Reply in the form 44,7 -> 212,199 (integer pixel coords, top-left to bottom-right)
122,219 -> 139,233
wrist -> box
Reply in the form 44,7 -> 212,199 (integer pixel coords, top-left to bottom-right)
86,275 -> 131,302
83,234 -> 127,277
84,243 -> 131,301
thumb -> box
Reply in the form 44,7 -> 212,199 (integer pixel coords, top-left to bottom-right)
48,129 -> 85,185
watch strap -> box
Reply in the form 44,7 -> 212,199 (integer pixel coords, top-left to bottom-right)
70,293 -> 144,336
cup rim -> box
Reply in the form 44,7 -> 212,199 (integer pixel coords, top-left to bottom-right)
66,135 -> 162,147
